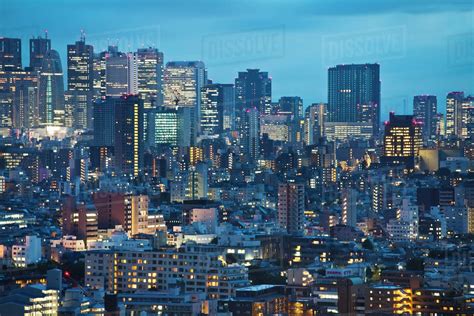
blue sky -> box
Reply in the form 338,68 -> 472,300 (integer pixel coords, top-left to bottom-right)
2,0 -> 473,119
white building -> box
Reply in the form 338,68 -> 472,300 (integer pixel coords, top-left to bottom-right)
12,235 -> 42,267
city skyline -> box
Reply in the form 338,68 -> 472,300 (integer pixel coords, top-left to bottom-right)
2,0 -> 473,119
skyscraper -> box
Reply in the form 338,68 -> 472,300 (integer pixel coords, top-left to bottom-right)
304,103 -> 326,145
105,49 -> 137,96
446,92 -> 472,139
0,37 -> 22,71
277,96 -> 303,119
67,35 -> 94,129
0,91 -> 13,128
278,181 -> 305,235
93,97 -> 116,147
29,34 -> 51,71
241,107 -> 260,160
163,61 -> 207,140
113,95 -> 144,177
200,83 -> 235,136
446,92 -> 464,137
327,64 -> 380,135
38,50 -> 65,126
137,48 -> 164,109
382,112 -> 422,170
413,95 -> 437,143
147,106 -> 179,147
235,69 -> 272,115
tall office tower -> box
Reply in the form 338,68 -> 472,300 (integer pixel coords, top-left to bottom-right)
147,106 -> 179,147
13,77 -> 39,128
341,188 -> 357,227
114,95 -> 144,177
235,69 -> 272,115
163,61 -> 206,137
136,47 -> 164,108
466,96 -> 474,139
304,103 -> 326,145
278,180 -> 305,235
327,64 -> 381,135
277,96 -> 303,119
0,38 -> 22,71
92,50 -> 108,99
413,95 -> 437,143
105,49 -> 138,96
29,34 -> 51,71
67,34 -> 94,129
0,91 -> 13,127
382,112 -> 422,170
446,91 -> 464,137
241,107 -> 260,160
92,97 -> 116,146
38,50 -> 65,126
200,83 -> 235,136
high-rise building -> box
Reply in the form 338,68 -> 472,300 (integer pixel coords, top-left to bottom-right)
163,61 -> 207,138
241,107 -> 260,160
0,91 -> 13,128
445,93 -> 473,139
327,64 -> 380,135
113,95 -> 144,177
147,106 -> 179,147
93,97 -> 116,146
304,103 -> 326,145
12,71 -> 39,128
413,95 -> 437,143
382,112 -> 422,170
0,37 -> 22,71
278,181 -> 305,235
235,69 -> 271,115
105,49 -> 137,96
29,34 -> 51,71
446,91 -> 464,138
277,96 -> 303,119
38,50 -> 65,126
136,47 -> 164,108
200,83 -> 235,136
67,35 -> 94,129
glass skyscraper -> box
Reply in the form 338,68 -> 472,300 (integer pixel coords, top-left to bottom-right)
413,95 -> 437,143
327,64 -> 381,135
67,35 -> 94,129
38,50 -> 65,126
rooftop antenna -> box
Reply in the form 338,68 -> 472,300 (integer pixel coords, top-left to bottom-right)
44,29 -> 48,39
80,29 -> 86,42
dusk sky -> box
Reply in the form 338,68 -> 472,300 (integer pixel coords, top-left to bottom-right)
2,0 -> 473,119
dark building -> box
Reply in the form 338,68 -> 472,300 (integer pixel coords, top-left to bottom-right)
93,98 -> 116,147
413,95 -> 437,143
29,35 -> 51,71
224,285 -> 287,316
113,95 -> 144,177
277,96 -> 303,119
327,64 -> 380,135
235,69 -> 271,115
0,37 -> 22,71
